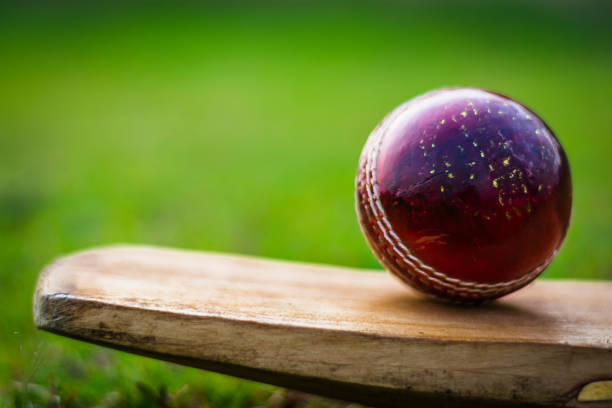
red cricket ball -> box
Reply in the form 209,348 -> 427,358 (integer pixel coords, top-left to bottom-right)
356,88 -> 572,303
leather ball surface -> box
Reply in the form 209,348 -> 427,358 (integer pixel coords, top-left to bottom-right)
356,88 -> 572,302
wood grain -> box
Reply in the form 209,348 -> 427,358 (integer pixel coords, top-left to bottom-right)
34,245 -> 612,407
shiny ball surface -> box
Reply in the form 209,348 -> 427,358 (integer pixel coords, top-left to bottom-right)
356,88 -> 572,302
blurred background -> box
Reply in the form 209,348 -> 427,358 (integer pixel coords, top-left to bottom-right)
1,1 -> 611,407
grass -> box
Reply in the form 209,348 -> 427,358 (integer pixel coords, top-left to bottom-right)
1,1 -> 611,406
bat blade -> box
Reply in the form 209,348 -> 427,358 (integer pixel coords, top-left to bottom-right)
34,245 -> 612,407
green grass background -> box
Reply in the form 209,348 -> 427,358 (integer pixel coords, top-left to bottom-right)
1,1 -> 611,406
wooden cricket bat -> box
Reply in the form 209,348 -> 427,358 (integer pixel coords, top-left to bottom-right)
33,245 -> 612,407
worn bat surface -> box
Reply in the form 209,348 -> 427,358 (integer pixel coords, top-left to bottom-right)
34,245 -> 612,407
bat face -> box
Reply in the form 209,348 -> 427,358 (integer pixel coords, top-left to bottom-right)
34,246 -> 611,408
356,88 -> 572,302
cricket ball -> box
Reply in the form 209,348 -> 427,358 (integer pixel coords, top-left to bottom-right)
356,88 -> 572,303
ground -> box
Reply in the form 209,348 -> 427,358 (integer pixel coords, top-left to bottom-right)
1,1 -> 611,407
